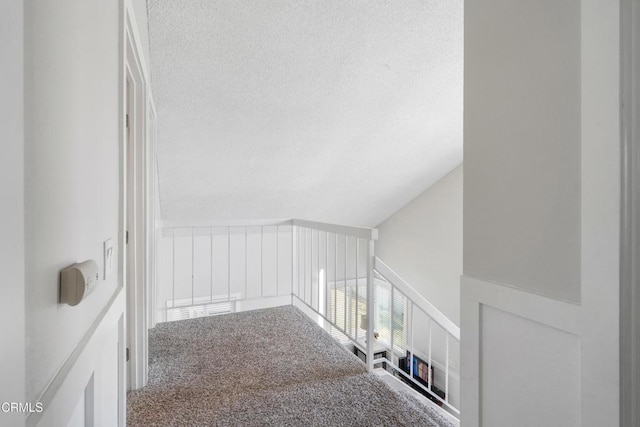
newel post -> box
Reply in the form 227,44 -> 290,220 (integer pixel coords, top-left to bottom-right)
365,236 -> 376,372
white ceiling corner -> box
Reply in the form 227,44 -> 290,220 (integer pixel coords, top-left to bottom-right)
148,0 -> 463,227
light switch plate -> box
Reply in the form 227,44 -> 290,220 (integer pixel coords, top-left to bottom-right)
103,238 -> 114,280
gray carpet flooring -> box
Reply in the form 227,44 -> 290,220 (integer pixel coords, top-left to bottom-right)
127,305 -> 455,426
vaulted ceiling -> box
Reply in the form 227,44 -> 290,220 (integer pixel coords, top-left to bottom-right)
148,0 -> 462,227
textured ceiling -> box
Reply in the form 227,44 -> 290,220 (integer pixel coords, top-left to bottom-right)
148,0 -> 463,227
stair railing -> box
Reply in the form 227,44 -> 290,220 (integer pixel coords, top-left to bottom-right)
373,257 -> 460,417
289,219 -> 378,372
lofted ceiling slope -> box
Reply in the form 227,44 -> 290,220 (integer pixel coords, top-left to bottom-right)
148,0 -> 462,227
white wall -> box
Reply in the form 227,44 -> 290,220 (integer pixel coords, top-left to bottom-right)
0,0 -> 26,425
376,165 -> 462,326
580,0 -> 621,423
24,0 -> 121,409
462,0 -> 620,426
464,0 -> 582,303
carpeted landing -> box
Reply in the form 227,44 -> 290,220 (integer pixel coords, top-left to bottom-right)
127,305 -> 454,426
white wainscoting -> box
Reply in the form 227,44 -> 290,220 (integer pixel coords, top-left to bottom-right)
461,275 -> 582,427
27,288 -> 125,427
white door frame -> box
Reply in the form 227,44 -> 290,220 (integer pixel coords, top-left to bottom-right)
122,0 -> 152,392
147,94 -> 158,331
620,0 -> 639,424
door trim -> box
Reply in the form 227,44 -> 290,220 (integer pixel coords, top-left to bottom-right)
620,0 -> 639,424
121,0 -> 153,397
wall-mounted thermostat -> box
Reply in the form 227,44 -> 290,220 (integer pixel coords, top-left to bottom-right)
60,260 -> 99,306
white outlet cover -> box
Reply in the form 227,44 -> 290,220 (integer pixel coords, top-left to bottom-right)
103,238 -> 114,280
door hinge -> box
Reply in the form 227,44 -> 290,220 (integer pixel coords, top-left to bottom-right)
126,114 -> 129,129
126,347 -> 130,362
126,230 -> 129,245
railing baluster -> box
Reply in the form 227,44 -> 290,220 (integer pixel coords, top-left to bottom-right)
210,227 -> 213,303
302,228 -> 305,302
428,317 -> 432,391
308,228 -> 312,306
445,333 -> 450,402
298,227 -> 301,298
309,228 -> 312,307
390,284 -> 394,361
303,228 -> 306,304
355,238 -> 358,341
172,228 -> 175,312
325,231 -> 328,320
365,238 -> 375,372
296,227 -> 302,298
303,228 -> 306,303
344,234 -> 347,333
410,301 -> 414,379
334,232 -> 337,325
317,228 -> 320,313
260,226 -> 264,297
310,229 -> 314,309
276,225 -> 279,296
302,229 -> 305,302
227,227 -> 230,301
191,227 -> 195,306
291,225 -> 294,298
244,226 -> 248,299
299,228 -> 302,300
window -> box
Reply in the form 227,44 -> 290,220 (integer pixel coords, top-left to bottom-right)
374,277 -> 406,356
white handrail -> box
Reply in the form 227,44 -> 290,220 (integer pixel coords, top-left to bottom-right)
292,219 -> 378,240
157,218 -> 378,239
156,219 -> 293,229
374,256 -> 460,341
